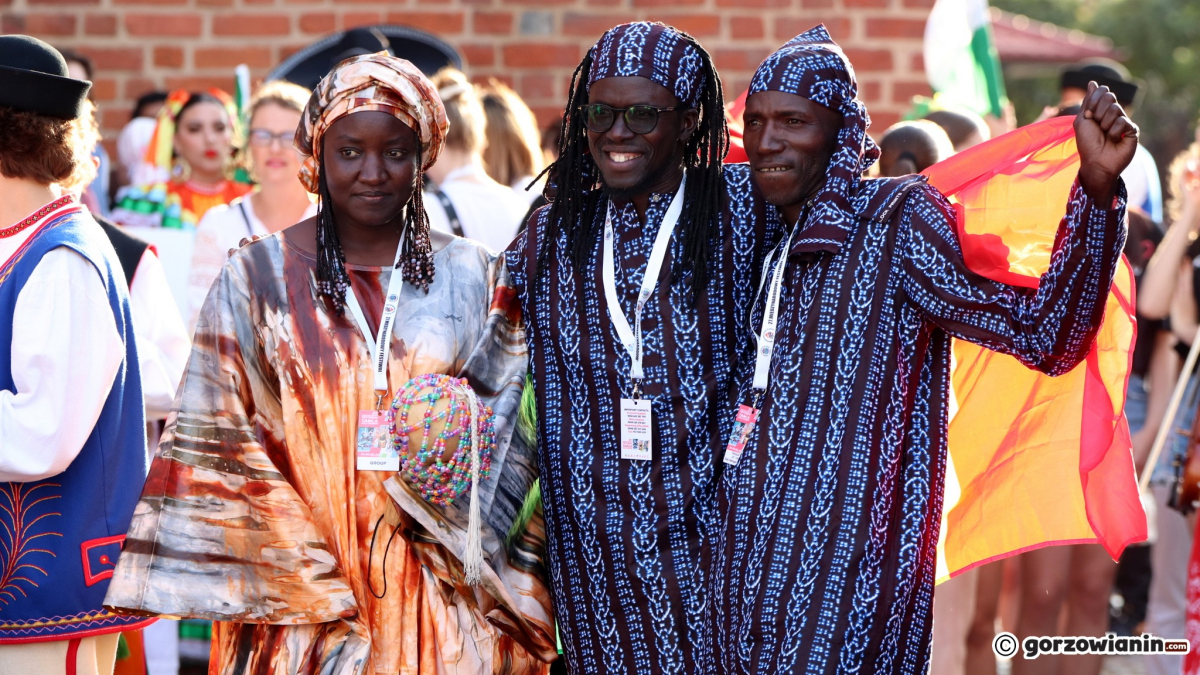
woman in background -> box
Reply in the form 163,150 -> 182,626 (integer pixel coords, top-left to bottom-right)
480,78 -> 545,207
186,80 -> 316,329
111,90 -> 250,230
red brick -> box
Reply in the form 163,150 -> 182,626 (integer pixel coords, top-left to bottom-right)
729,16 -> 763,40
473,11 -> 512,34
870,111 -> 902,132
716,0 -> 790,6
846,0 -> 891,6
633,0 -> 702,6
28,0 -> 98,4
154,46 -> 185,68
338,0 -> 397,3
502,0 -> 575,5
530,105 -> 564,127
460,44 -> 496,67
520,73 -> 558,100
90,77 -> 118,102
651,13 -> 721,37
586,0 -> 620,5
213,14 -> 291,36
0,16 -> 22,33
910,52 -> 925,72
22,13 -> 78,35
418,0 -> 455,4
800,0 -> 834,7
774,17 -> 851,40
284,0 -> 325,4
197,0 -> 234,6
343,12 -> 382,29
115,0 -> 185,5
278,44 -> 308,62
502,43 -> 579,68
100,107 -> 131,130
244,0 -> 275,5
84,13 -> 118,35
78,47 -> 143,71
904,0 -> 936,7
714,48 -> 769,72
866,18 -> 926,38
123,77 -> 158,99
165,76 -> 238,93
892,80 -> 932,103
843,48 -> 894,72
125,13 -> 202,37
195,47 -> 274,69
860,80 -> 882,102
563,12 -> 624,36
299,12 -> 335,33
383,11 -> 465,33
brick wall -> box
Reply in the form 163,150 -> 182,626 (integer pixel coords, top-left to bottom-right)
1,0 -> 934,149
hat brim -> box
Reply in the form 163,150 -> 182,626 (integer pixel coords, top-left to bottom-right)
1061,69 -> 1138,107
0,64 -> 90,119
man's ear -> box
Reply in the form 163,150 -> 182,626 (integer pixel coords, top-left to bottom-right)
679,108 -> 700,143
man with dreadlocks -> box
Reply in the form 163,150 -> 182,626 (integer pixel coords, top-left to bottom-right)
505,21 -> 778,675
104,53 -> 555,674
710,26 -> 1137,674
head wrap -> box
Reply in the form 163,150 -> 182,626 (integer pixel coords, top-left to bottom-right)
750,25 -> 880,254
296,52 -> 448,194
587,22 -> 706,108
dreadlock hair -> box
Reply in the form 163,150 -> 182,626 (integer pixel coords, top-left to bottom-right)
535,28 -> 728,301
314,149 -> 437,315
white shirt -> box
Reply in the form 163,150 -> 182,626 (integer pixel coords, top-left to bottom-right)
425,162 -> 530,253
0,203 -> 124,482
187,195 -> 317,330
129,248 -> 191,421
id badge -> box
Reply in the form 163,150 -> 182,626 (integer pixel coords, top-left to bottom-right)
723,404 -> 760,466
619,398 -> 653,461
356,409 -> 398,471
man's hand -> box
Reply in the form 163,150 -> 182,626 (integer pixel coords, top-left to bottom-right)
1076,81 -> 1139,204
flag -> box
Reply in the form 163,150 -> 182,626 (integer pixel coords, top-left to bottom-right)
923,116 -> 1145,583
924,0 -> 1009,118
726,89 -> 749,164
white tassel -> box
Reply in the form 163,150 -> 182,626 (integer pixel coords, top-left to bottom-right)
462,385 -> 484,586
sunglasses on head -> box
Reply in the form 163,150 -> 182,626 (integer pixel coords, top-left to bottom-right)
579,103 -> 685,135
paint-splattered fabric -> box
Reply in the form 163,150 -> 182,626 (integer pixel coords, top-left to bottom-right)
710,175 -> 1126,675
104,234 -> 555,675
506,164 -> 779,675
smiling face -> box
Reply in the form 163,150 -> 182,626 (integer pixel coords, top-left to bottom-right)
322,110 -> 419,231
743,90 -> 842,224
248,102 -> 304,188
174,101 -> 233,183
586,76 -> 698,200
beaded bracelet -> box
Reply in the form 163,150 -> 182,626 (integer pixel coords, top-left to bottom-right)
391,373 -> 495,506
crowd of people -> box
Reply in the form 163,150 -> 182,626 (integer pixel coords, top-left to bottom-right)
0,16 -> 1197,675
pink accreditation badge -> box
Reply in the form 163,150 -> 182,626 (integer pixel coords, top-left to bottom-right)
723,404 -> 760,466
356,409 -> 398,471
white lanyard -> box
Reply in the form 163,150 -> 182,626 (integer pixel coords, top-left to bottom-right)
751,221 -> 800,391
601,172 -> 686,384
344,233 -> 407,406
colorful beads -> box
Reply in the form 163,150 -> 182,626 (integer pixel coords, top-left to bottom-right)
391,373 -> 495,506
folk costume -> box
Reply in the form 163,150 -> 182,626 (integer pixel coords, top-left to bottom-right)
110,90 -> 251,231
507,23 -> 778,675
709,27 -> 1128,674
0,35 -> 151,672
104,54 -> 555,675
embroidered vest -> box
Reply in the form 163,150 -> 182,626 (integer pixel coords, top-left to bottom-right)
0,206 -> 152,643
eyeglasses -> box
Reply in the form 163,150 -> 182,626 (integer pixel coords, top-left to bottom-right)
248,129 -> 293,148
579,103 -> 684,135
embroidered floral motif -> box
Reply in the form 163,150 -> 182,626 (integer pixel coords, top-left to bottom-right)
0,483 -> 63,606
0,195 -> 75,239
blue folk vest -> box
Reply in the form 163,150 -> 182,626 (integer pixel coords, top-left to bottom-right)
0,206 -> 152,643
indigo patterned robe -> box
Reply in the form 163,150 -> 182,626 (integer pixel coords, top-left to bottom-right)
506,164 -> 778,675
711,176 -> 1127,675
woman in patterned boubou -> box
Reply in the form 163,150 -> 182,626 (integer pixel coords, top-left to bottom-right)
104,53 -> 555,675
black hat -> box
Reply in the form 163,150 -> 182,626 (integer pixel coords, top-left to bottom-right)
265,25 -> 462,92
1061,59 -> 1139,106
0,35 -> 91,120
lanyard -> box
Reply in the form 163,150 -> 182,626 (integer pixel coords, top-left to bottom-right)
344,233 -> 407,408
601,172 -> 686,388
751,221 -> 801,391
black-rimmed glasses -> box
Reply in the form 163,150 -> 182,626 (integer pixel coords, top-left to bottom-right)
579,103 -> 684,134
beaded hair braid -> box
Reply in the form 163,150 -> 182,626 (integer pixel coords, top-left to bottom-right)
314,152 -> 437,315
536,28 -> 728,302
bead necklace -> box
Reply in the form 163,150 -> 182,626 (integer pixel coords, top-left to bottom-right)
0,195 -> 75,239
